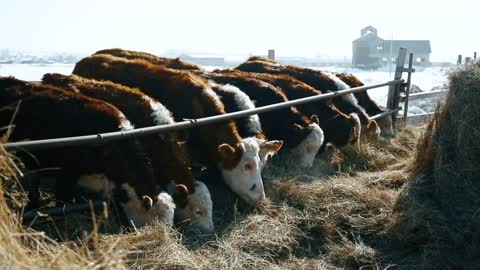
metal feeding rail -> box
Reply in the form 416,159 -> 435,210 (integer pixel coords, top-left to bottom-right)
4,80 -> 404,152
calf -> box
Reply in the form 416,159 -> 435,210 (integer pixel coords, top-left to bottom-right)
217,69 -> 360,149
94,48 -> 203,71
73,55 -> 283,205
203,72 -> 324,168
0,77 -> 174,227
335,73 -> 393,138
42,73 -> 214,233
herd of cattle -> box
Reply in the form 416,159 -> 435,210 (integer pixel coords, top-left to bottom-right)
0,49 -> 394,234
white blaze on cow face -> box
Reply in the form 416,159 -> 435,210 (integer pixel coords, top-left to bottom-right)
169,181 -> 214,234
120,183 -> 175,227
377,116 -> 394,138
219,137 -> 281,205
290,122 -> 324,168
342,113 -> 362,152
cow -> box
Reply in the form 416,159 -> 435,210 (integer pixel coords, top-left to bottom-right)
215,69 -> 361,150
235,57 -> 379,140
202,71 -> 324,168
0,77 -> 175,228
94,48 -> 203,71
334,72 -> 393,138
73,55 -> 283,205
41,73 -> 214,233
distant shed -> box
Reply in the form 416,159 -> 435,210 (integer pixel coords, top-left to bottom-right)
352,26 -> 431,69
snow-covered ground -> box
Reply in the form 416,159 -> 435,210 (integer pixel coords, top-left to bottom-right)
1,63 -> 449,114
0,63 -> 74,82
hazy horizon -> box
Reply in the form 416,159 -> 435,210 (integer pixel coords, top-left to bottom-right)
2,0 -> 478,62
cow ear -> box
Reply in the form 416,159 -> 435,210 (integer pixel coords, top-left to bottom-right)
311,114 -> 319,125
218,143 -> 235,160
293,123 -> 304,132
142,196 -> 154,210
260,140 -> 283,153
172,184 -> 189,208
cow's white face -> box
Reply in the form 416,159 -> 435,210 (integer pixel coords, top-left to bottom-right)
290,123 -> 324,168
170,181 -> 214,234
78,175 -> 175,228
345,113 -> 362,151
377,116 -> 394,138
219,137 -> 282,205
120,183 -> 175,228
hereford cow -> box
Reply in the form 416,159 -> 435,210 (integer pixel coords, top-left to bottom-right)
202,72 -> 324,168
335,73 -> 393,138
94,48 -> 203,71
236,57 -> 378,137
0,77 -> 175,227
73,55 -> 283,205
42,73 -> 214,233
216,69 -> 361,149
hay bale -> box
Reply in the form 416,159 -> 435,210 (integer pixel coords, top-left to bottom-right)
390,63 -> 480,269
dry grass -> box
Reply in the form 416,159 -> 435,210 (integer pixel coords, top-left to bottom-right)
388,62 -> 480,269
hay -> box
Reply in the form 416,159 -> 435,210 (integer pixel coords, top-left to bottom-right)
0,144 -> 126,270
389,62 -> 480,269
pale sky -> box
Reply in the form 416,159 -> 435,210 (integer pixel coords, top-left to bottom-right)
2,0 -> 478,61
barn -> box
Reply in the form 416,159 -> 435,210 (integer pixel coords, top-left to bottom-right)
352,26 -> 431,69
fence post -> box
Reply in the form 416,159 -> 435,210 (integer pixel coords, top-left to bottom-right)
475,52 -> 477,60
457,55 -> 462,65
387,47 -> 407,130
403,52 -> 414,126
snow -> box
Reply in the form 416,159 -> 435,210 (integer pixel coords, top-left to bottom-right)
0,63 -> 74,82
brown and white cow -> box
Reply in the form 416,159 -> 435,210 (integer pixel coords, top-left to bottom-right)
334,73 -> 393,138
216,69 -> 361,150
94,48 -> 203,71
0,77 -> 175,227
42,73 -> 214,233
236,57 -> 379,140
73,55 -> 283,205
203,72 -> 324,168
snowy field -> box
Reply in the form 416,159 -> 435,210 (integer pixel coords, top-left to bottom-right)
0,63 -> 450,109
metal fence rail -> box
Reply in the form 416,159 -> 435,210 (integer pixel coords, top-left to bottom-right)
4,80 -> 403,152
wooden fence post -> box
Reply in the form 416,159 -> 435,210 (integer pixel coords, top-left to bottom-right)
457,55 -> 462,65
474,52 -> 477,60
387,47 -> 407,130
403,52 -> 414,126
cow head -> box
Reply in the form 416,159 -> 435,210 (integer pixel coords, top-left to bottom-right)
289,115 -> 324,168
119,183 -> 176,228
218,137 -> 282,205
347,113 -> 362,150
377,115 -> 394,138
170,182 -> 214,234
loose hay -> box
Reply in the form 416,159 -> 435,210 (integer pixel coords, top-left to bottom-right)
389,62 -> 480,269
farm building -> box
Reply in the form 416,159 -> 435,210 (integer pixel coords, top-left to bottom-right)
352,26 -> 431,69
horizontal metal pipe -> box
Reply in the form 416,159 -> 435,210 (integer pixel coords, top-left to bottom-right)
22,200 -> 107,220
369,107 -> 401,121
5,80 -> 403,151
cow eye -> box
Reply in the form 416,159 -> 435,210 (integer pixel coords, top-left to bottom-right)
244,163 -> 254,171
